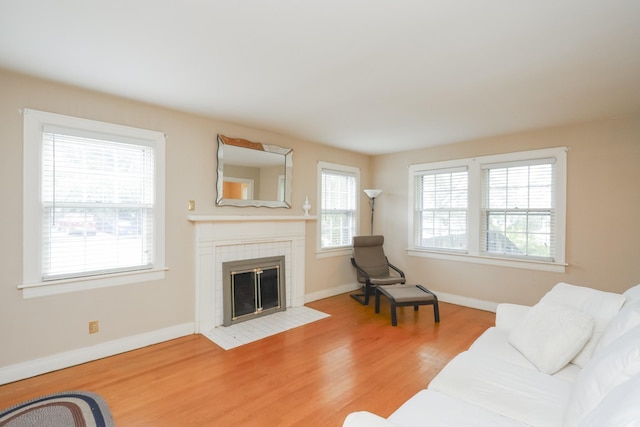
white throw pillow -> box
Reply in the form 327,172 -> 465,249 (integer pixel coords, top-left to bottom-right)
508,304 -> 594,374
539,282 -> 626,367
564,324 -> 640,427
595,300 -> 640,353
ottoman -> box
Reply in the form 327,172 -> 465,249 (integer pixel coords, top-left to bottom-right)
375,284 -> 440,326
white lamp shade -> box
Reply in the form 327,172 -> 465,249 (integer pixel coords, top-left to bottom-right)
364,189 -> 383,198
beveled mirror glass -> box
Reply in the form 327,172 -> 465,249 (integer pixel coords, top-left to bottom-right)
216,134 -> 293,208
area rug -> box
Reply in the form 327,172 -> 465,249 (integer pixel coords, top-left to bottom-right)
203,306 -> 330,350
0,390 -> 114,427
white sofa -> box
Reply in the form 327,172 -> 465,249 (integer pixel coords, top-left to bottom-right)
343,282 -> 640,427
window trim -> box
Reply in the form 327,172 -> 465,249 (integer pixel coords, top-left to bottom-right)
316,161 -> 360,258
20,109 -> 166,298
408,147 -> 567,272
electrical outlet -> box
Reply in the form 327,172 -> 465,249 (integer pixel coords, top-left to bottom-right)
89,320 -> 99,334
188,200 -> 195,211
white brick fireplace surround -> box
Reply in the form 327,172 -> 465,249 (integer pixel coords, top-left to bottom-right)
187,215 -> 316,333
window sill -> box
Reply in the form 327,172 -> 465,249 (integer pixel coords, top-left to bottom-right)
316,247 -> 352,259
19,268 -> 168,299
407,249 -> 566,273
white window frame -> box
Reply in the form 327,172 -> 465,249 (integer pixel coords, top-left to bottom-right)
316,161 -> 360,258
20,109 -> 167,298
408,147 -> 567,272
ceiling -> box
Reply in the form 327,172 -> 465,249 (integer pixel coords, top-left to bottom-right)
1,1 -> 639,155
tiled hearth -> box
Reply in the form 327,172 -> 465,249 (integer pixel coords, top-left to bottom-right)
188,215 -> 316,333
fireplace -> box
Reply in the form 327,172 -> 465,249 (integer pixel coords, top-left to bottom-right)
188,215 -> 314,333
222,256 -> 286,326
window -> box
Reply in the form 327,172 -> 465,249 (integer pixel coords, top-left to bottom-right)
317,162 -> 359,255
408,147 -> 566,272
482,159 -> 555,261
22,109 -> 166,297
415,167 -> 468,252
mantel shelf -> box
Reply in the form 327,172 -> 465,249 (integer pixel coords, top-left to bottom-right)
187,214 -> 317,223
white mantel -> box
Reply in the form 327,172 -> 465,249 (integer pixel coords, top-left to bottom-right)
188,214 -> 316,333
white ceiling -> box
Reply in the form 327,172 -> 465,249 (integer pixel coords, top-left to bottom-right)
1,1 -> 639,155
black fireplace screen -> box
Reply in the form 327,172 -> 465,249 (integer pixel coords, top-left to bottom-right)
223,256 -> 286,326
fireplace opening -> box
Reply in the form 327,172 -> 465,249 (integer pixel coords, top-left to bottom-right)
222,256 -> 286,326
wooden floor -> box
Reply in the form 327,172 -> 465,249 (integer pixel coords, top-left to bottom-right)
0,293 -> 495,426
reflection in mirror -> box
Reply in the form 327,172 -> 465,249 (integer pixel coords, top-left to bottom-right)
216,135 -> 293,208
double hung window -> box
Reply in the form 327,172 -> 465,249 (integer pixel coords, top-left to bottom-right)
481,159 -> 555,261
409,147 -> 566,271
318,162 -> 359,253
22,109 -> 166,297
415,167 -> 468,252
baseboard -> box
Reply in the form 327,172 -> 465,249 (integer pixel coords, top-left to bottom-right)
303,284 -> 499,313
304,283 -> 360,303
0,323 -> 194,385
434,291 -> 498,312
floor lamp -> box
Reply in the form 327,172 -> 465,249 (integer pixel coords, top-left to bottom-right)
363,189 -> 383,235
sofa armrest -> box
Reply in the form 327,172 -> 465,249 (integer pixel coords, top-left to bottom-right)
495,303 -> 531,331
343,411 -> 400,427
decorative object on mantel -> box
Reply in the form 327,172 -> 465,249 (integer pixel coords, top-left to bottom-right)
303,195 -> 311,216
364,189 -> 383,235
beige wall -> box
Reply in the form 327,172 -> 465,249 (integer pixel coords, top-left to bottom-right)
372,115 -> 640,306
0,69 -> 370,369
2,66 -> 638,375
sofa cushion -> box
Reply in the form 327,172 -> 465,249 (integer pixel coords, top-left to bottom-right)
539,282 -> 626,367
563,324 -> 640,427
429,351 -> 571,427
623,283 -> 640,304
508,304 -> 594,374
471,327 -> 581,382
595,299 -> 640,353
576,373 -> 640,427
495,303 -> 531,331
342,411 -> 399,427
388,389 -> 528,427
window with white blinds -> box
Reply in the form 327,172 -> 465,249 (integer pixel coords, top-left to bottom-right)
42,129 -> 155,279
22,109 -> 166,296
318,162 -> 359,250
414,167 -> 468,252
408,147 -> 566,272
481,159 -> 555,261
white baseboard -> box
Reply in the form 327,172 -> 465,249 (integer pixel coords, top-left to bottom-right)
304,283 -> 360,303
303,284 -> 499,314
0,323 -> 194,385
434,291 -> 498,313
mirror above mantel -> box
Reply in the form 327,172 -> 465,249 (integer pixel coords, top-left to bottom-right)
216,134 -> 293,208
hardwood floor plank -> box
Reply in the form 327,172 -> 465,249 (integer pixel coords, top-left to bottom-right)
0,293 -> 495,426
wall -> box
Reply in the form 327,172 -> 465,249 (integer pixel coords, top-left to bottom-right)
0,69 -> 370,376
372,115 -> 640,306
3,66 -> 638,380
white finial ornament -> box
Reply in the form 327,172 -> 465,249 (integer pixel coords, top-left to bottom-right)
303,196 -> 311,216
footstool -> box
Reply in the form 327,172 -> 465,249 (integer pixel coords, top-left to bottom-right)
375,284 -> 440,326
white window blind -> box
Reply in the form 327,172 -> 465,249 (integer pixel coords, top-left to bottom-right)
41,127 -> 155,280
408,147 -> 566,272
481,158 -> 555,261
320,168 -> 357,249
415,167 -> 468,251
